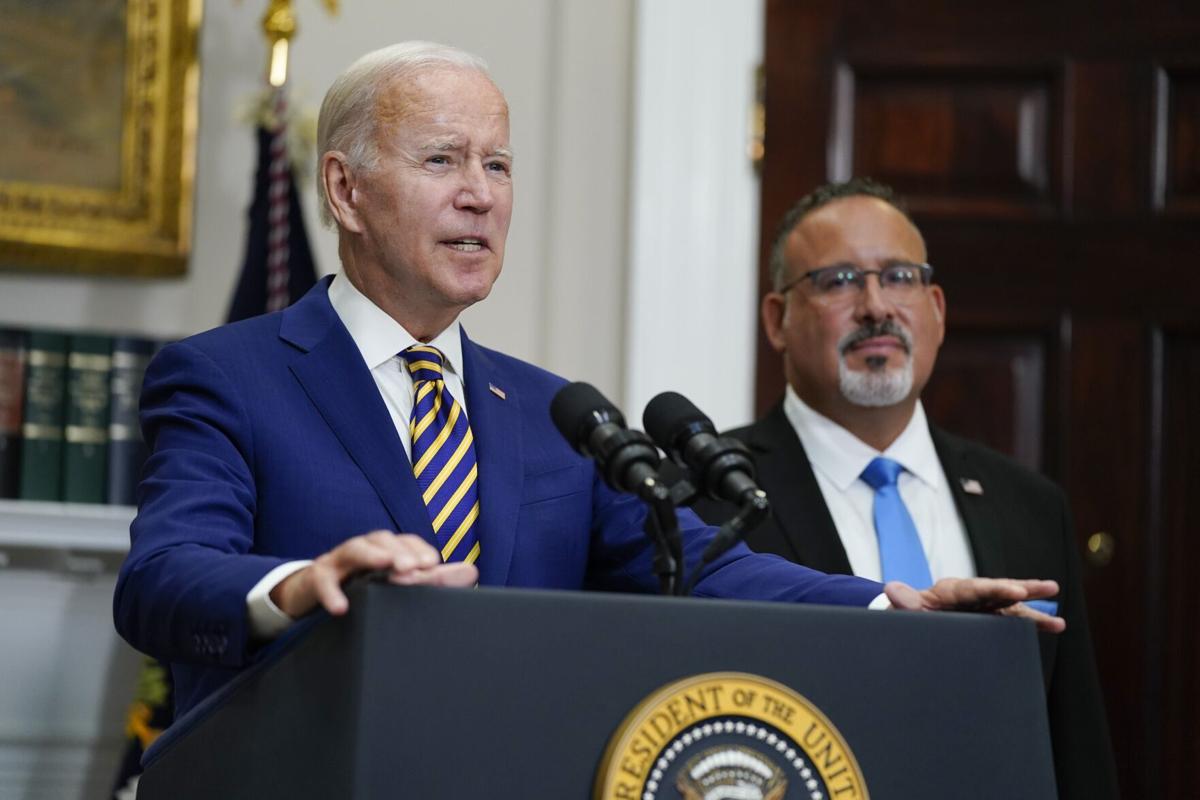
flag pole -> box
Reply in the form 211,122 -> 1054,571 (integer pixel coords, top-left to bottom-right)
262,0 -> 339,86
226,0 -> 325,321
262,0 -> 296,87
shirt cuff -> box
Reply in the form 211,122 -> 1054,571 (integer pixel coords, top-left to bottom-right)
246,560 -> 314,639
867,592 -> 892,610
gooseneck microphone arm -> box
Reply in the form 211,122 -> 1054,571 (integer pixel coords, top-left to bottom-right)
681,490 -> 769,596
550,382 -> 683,595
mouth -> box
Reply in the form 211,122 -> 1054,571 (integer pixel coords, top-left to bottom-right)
847,336 -> 906,354
441,236 -> 489,253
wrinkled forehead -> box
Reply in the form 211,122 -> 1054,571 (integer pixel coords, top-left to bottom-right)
373,66 -> 510,130
787,196 -> 926,269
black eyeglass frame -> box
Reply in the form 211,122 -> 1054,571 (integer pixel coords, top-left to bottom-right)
776,262 -> 935,296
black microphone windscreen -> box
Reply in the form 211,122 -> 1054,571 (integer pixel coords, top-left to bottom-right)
643,391 -> 715,449
550,382 -> 625,448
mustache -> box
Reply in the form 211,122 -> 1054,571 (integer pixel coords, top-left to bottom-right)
838,320 -> 912,355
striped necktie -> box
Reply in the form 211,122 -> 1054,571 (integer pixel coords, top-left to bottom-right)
860,456 -> 932,589
400,346 -> 480,565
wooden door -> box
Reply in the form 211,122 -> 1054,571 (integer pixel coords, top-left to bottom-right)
757,2 -> 1200,796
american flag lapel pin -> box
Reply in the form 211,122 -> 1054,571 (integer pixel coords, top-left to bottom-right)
960,477 -> 984,495
488,383 -> 507,400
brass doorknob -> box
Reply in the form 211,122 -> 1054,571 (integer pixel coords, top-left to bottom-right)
1085,532 -> 1115,567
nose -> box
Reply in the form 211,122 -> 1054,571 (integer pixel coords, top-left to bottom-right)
454,160 -> 494,214
854,271 -> 896,323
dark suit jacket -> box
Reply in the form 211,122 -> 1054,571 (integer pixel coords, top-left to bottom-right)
112,281 -> 881,718
691,401 -> 1118,800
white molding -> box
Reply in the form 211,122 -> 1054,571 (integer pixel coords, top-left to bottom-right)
625,0 -> 765,432
0,569 -> 140,800
0,500 -> 132,553
537,0 -> 635,395
0,738 -> 126,800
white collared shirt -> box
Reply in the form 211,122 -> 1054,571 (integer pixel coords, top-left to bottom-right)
247,273 -> 470,636
782,386 -> 976,583
327,272 -> 468,459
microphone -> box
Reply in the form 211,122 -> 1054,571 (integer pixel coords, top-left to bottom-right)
550,382 -> 665,499
644,391 -> 770,595
643,391 -> 762,506
552,382 -> 683,595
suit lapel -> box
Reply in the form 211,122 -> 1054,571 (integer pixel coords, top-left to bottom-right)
282,280 -> 434,544
749,404 -> 854,574
459,330 -> 522,585
930,425 -> 1007,578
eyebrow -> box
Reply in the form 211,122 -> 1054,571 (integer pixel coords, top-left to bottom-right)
812,257 -> 923,270
418,139 -> 514,160
420,138 -> 464,153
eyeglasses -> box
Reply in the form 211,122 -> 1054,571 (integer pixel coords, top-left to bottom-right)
778,262 -> 934,299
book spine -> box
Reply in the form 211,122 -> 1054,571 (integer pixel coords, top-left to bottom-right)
0,329 -> 26,498
19,331 -> 69,501
107,336 -> 155,506
63,334 -> 113,504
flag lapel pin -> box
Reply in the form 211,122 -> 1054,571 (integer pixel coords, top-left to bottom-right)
960,477 -> 984,495
489,383 -> 507,400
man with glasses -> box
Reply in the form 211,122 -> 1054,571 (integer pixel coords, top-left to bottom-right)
692,178 -> 1117,800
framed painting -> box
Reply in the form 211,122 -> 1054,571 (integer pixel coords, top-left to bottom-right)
0,0 -> 202,276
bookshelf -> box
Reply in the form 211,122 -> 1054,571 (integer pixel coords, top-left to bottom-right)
0,499 -> 132,553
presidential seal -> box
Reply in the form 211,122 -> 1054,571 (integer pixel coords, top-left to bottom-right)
594,672 -> 868,800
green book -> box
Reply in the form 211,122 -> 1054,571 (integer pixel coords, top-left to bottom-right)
63,333 -> 113,504
19,331 -> 69,501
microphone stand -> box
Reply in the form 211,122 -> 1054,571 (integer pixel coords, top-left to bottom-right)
636,477 -> 684,596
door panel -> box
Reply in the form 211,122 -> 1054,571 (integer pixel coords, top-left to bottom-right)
836,64 -> 1060,215
922,323 -> 1055,472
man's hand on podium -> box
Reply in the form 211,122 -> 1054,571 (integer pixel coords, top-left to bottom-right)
885,577 -> 1066,634
269,531 -> 478,619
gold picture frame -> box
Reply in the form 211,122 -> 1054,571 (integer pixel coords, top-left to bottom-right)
0,0 -> 202,277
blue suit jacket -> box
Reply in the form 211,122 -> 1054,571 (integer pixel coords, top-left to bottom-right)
113,279 -> 880,716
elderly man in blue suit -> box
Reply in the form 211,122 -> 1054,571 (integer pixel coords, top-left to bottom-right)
113,42 -> 1063,719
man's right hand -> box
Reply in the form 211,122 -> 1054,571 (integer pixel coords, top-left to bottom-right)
884,576 -> 1066,633
269,531 -> 478,619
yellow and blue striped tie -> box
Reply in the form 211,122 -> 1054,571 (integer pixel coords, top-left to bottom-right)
401,346 -> 480,565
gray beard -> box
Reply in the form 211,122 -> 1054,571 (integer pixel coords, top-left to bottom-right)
838,356 -> 913,407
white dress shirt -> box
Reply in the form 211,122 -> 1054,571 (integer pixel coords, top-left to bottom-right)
782,385 -> 977,583
246,273 -> 469,637
326,271 -> 469,458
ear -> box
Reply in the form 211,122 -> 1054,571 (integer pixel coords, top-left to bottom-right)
321,152 -> 365,233
761,292 -> 788,353
929,284 -> 946,346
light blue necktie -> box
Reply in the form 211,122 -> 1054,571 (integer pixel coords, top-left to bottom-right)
860,457 -> 933,589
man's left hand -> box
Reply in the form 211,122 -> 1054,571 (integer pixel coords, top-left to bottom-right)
885,577 -> 1066,634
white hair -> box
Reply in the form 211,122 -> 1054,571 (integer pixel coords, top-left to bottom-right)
315,41 -> 495,227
